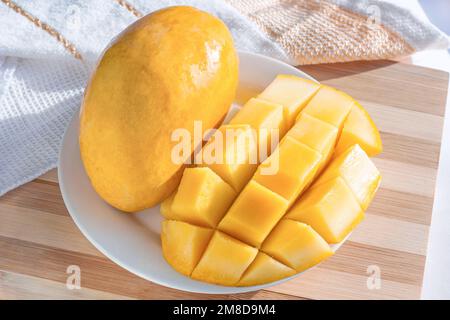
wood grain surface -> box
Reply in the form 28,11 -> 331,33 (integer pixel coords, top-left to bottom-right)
0,60 -> 448,300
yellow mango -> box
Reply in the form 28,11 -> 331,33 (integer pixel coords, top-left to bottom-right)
253,137 -> 322,204
202,124 -> 258,192
286,113 -> 338,161
79,6 -> 238,212
229,98 -> 285,160
262,219 -> 333,272
238,252 -> 296,286
170,167 -> 236,228
218,180 -> 289,247
301,86 -> 353,128
191,231 -> 258,286
258,75 -> 320,127
315,145 -> 381,210
287,177 -> 364,243
335,101 -> 383,156
161,220 -> 214,276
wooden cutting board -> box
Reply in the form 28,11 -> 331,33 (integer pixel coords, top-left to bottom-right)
0,60 -> 448,300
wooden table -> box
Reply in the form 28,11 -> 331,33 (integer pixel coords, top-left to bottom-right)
0,60 -> 448,299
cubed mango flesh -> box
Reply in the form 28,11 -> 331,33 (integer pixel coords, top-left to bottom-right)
160,78 -> 382,287
238,252 -> 296,286
262,219 -> 333,272
258,75 -> 320,127
191,231 -> 258,286
161,220 -> 214,276
170,167 -> 236,228
335,101 -> 383,157
253,136 -> 322,204
287,177 -> 364,243
301,85 -> 353,128
286,113 -> 338,165
229,98 -> 285,159
218,180 -> 289,248
202,124 -> 258,192
315,145 -> 381,210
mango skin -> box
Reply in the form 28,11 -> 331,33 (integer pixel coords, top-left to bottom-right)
79,6 -> 239,212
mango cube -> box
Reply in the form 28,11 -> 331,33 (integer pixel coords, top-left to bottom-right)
161,220 -> 214,276
171,167 -> 236,228
230,98 -> 285,161
253,136 -> 322,204
191,231 -> 258,286
202,124 -> 258,191
218,180 -> 289,248
238,252 -> 296,286
286,113 -> 338,160
301,86 -> 353,128
262,219 -> 333,272
160,192 -> 175,219
258,75 -> 320,127
335,101 -> 383,157
287,177 -> 364,243
315,145 -> 381,210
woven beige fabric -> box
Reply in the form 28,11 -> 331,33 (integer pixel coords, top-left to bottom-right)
225,0 -> 415,64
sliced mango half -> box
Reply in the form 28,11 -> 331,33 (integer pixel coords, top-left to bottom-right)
160,76 -> 382,287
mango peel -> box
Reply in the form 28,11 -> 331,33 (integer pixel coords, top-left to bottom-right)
80,6 -> 239,212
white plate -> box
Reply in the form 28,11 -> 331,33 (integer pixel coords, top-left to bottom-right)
59,51 -> 339,294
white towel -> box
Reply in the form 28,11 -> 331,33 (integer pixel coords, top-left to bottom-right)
0,0 -> 448,195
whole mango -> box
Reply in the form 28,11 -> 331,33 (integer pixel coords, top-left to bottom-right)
79,6 -> 238,212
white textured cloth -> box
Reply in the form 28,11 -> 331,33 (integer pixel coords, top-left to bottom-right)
0,0 -> 290,195
0,0 -> 448,195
